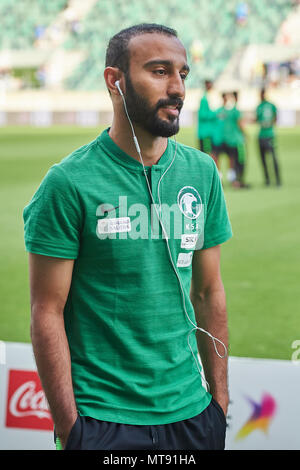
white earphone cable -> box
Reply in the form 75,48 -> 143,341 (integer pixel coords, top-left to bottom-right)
117,83 -> 227,390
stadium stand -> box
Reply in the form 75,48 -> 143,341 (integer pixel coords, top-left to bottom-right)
63,0 -> 293,90
1,0 -> 299,127
0,0 -> 295,90
0,0 -> 68,49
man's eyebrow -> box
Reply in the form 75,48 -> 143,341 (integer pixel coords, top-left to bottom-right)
144,59 -> 190,73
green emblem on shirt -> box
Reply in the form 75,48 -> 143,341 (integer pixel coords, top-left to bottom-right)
177,186 -> 202,220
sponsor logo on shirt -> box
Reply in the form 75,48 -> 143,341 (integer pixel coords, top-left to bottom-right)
177,186 -> 202,220
181,233 -> 198,249
97,217 -> 131,234
176,251 -> 193,268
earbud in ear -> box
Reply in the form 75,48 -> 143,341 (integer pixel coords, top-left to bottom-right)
115,80 -> 123,96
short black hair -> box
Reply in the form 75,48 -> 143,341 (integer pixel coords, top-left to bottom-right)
105,23 -> 178,73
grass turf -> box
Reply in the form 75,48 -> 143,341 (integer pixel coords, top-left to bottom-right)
0,124 -> 299,360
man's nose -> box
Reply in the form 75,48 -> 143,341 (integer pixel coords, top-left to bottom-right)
167,72 -> 185,99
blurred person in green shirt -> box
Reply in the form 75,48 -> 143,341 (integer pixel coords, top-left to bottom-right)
197,79 -> 216,155
256,88 -> 281,186
211,92 -> 229,174
222,92 -> 248,188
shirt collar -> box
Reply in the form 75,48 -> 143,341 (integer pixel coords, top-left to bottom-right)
97,128 -> 173,172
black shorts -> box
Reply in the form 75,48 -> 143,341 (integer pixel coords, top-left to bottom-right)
259,137 -> 275,152
61,398 -> 227,450
199,137 -> 212,154
212,143 -> 236,159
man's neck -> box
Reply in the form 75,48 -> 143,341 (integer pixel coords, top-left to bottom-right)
109,120 -> 168,167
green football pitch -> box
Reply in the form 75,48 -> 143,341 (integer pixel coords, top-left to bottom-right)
0,125 -> 299,360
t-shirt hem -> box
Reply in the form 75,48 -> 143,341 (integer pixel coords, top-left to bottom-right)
76,393 -> 212,426
25,240 -> 78,259
259,133 -> 274,139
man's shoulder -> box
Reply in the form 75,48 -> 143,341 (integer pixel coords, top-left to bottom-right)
61,136 -> 98,168
261,100 -> 276,109
270,101 -> 277,112
48,136 -> 99,180
174,139 -> 215,170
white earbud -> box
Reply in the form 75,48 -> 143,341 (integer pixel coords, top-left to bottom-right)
115,80 -> 123,96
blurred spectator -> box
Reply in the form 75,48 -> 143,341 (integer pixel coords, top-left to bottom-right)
70,19 -> 81,36
267,62 -> 280,87
35,24 -> 46,40
190,39 -> 204,63
0,67 -> 23,91
251,60 -> 266,87
0,68 -> 9,90
291,57 -> 300,77
255,88 -> 281,186
36,66 -> 46,88
235,2 -> 249,26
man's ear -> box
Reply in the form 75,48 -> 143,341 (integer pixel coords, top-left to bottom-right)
104,67 -> 123,96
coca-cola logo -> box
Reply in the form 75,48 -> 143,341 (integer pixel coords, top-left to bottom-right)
6,369 -> 53,431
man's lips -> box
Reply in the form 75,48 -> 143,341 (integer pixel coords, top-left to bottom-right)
156,99 -> 183,118
161,105 -> 180,117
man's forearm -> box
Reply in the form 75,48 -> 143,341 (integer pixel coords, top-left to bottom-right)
31,307 -> 77,446
190,285 -> 229,413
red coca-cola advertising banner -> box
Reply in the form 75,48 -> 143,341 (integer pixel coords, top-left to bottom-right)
5,369 -> 53,431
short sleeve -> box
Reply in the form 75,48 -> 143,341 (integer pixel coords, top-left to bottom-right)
23,164 -> 82,259
201,160 -> 233,250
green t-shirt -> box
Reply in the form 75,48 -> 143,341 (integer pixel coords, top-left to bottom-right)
197,92 -> 216,139
223,106 -> 244,148
23,129 -> 232,425
212,106 -> 227,146
256,100 -> 277,138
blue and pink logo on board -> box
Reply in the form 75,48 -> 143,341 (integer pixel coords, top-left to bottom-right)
235,393 -> 277,441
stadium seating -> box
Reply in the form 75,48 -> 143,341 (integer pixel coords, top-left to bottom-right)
0,0 -> 68,49
63,0 -> 293,90
0,0 -> 293,89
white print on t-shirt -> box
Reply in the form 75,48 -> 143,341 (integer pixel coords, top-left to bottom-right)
176,251 -> 193,268
180,233 -> 198,249
177,186 -> 203,220
95,196 -> 204,244
97,217 -> 131,234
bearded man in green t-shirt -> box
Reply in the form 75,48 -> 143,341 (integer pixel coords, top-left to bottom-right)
24,23 -> 232,450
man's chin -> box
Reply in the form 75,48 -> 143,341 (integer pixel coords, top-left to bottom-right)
150,117 -> 180,137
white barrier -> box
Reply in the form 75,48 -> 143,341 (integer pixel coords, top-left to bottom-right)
0,341 -> 299,450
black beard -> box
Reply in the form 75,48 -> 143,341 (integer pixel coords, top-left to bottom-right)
123,73 -> 183,137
